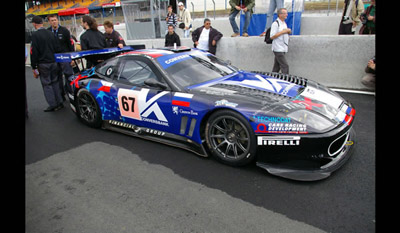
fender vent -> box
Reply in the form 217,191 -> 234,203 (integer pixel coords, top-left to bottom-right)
180,116 -> 197,137
250,71 -> 308,86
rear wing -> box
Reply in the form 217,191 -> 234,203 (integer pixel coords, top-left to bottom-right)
54,45 -> 145,72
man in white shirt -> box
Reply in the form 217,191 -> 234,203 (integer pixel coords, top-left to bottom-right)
192,18 -> 223,55
270,8 -> 291,74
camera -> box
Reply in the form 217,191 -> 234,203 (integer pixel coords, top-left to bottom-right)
360,13 -> 367,24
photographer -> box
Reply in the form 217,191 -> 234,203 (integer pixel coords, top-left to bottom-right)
361,56 -> 375,89
359,0 -> 375,34
338,0 -> 364,35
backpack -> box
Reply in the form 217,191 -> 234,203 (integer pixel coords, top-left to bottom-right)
264,20 -> 279,44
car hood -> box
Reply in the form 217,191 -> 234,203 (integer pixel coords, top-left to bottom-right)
188,71 -> 355,132
189,71 -> 303,97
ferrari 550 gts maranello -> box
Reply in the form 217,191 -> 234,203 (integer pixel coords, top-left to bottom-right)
55,46 -> 356,181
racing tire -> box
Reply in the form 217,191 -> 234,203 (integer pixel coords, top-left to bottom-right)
205,110 -> 257,166
76,88 -> 102,128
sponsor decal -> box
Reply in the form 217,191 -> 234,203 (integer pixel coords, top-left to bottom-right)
157,53 -> 191,69
108,120 -> 166,136
215,99 -> 238,108
253,115 -> 291,123
109,120 -> 137,130
255,123 -> 307,134
164,54 -> 190,65
117,88 -> 169,126
145,128 -> 166,136
257,136 -> 301,146
172,92 -> 193,107
55,54 -> 71,62
172,106 -> 198,116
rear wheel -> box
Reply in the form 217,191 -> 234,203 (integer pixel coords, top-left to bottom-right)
205,110 -> 257,166
76,89 -> 102,128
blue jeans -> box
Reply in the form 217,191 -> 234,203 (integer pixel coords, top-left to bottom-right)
265,0 -> 284,30
229,9 -> 252,34
181,24 -> 192,38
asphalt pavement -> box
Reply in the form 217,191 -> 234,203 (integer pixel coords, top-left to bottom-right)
25,67 -> 375,233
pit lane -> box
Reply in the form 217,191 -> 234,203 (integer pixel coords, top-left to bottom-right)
25,67 -> 375,233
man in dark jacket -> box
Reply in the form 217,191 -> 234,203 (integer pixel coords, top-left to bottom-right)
192,18 -> 223,55
30,16 -> 63,112
165,24 -> 181,47
47,14 -> 74,101
80,15 -> 107,50
80,15 -> 107,67
103,20 -> 126,48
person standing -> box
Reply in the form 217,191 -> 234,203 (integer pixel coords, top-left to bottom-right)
165,24 -> 181,47
359,0 -> 375,35
192,18 -> 223,55
270,8 -> 291,74
47,14 -> 74,101
229,0 -> 255,37
338,0 -> 364,35
103,20 -> 126,48
165,5 -> 178,32
80,15 -> 107,50
80,15 -> 107,67
177,2 -> 192,38
25,45 -> 29,118
30,16 -> 63,112
260,0 -> 284,37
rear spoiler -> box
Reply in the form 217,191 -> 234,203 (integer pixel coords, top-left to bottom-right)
54,45 -> 145,72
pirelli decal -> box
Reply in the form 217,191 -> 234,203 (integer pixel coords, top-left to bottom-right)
257,136 -> 300,146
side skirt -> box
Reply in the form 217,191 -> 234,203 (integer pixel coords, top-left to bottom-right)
102,120 -> 209,157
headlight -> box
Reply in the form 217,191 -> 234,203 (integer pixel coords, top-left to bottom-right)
287,110 -> 335,132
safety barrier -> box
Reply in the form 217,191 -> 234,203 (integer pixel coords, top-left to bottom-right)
125,34 -> 375,90
25,34 -> 375,91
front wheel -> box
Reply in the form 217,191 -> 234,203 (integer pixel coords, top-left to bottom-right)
205,110 -> 257,166
76,89 -> 102,128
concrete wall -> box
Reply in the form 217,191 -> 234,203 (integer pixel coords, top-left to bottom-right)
126,35 -> 375,90
25,35 -> 375,91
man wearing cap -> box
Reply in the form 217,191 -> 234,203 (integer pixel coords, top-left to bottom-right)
178,2 -> 192,38
30,15 -> 64,112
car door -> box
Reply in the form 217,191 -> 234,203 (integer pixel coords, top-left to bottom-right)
110,55 -> 174,132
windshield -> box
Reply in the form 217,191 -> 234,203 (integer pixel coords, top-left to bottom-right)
158,51 -> 238,88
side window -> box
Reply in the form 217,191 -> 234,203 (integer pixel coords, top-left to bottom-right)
95,57 -> 119,78
117,58 -> 159,86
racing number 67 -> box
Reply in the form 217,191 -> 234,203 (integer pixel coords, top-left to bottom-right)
121,96 -> 136,112
118,89 -> 141,120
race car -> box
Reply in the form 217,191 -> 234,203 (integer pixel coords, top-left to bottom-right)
55,46 -> 356,181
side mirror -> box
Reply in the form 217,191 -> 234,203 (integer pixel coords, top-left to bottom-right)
144,78 -> 168,90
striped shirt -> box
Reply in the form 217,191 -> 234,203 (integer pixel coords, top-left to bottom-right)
166,13 -> 178,28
